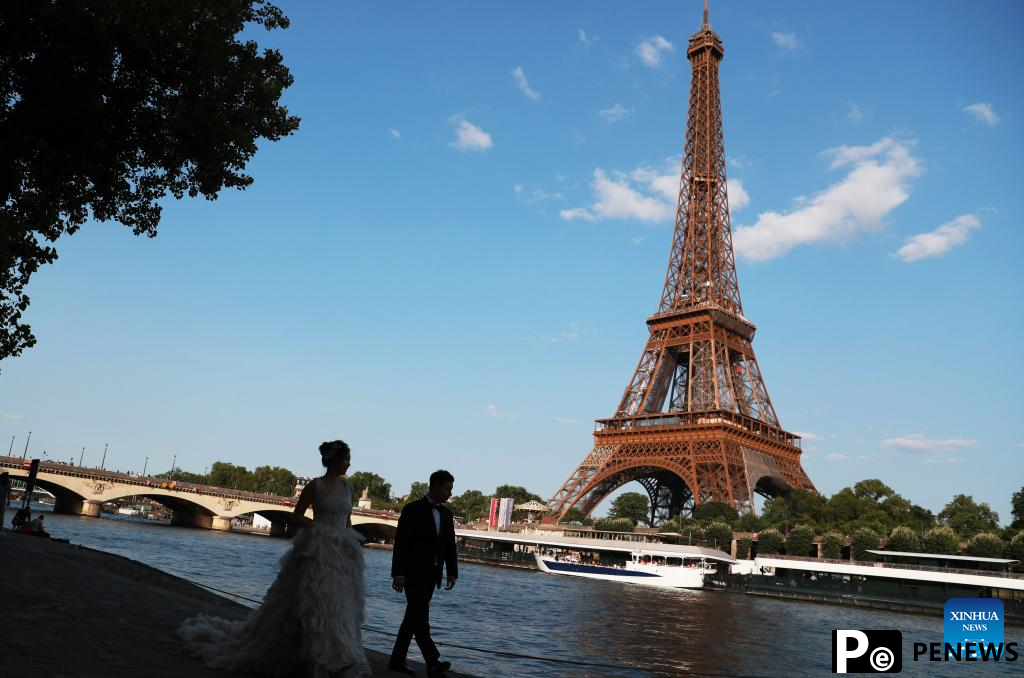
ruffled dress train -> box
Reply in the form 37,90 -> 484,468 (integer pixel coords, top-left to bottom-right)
178,478 -> 371,678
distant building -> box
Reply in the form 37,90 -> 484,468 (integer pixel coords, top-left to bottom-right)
293,476 -> 312,499
357,488 -> 372,510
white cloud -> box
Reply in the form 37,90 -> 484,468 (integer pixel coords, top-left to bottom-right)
513,184 -> 524,195
922,456 -> 960,465
1,413 -> 23,421
728,155 -> 750,170
562,159 -> 755,226
881,434 -> 978,453
825,452 -> 847,462
732,137 -> 921,261
728,178 -> 750,211
511,66 -> 541,101
630,235 -> 647,245
484,404 -> 515,420
846,102 -> 864,124
1014,442 -> 1024,449
963,102 -> 1000,126
539,324 -> 581,343
894,214 -> 980,263
794,431 -> 821,441
636,35 -> 675,68
578,29 -> 598,47
449,119 -> 493,152
598,102 -> 632,123
561,168 -> 674,223
515,184 -> 564,206
388,128 -> 401,140
771,31 -> 799,50
554,416 -> 577,426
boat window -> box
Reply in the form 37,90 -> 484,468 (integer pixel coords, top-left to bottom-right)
652,556 -> 665,565
666,557 -> 683,567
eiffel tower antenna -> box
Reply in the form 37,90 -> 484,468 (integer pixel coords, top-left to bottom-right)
546,9 -> 814,524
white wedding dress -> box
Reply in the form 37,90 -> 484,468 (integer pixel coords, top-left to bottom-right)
179,477 -> 371,678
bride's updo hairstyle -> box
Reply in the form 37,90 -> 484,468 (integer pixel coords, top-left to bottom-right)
319,440 -> 350,468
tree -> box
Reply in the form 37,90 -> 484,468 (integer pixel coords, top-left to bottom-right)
407,481 -> 428,501
1009,533 -> 1024,572
938,494 -> 1000,538
156,467 -> 206,484
821,532 -> 844,560
703,521 -> 733,552
249,465 -> 295,496
348,471 -> 391,502
735,537 -> 752,559
447,489 -> 490,522
593,516 -> 634,532
692,501 -> 739,524
786,525 -> 815,558
1011,487 -> 1024,529
923,526 -> 961,555
608,492 -> 650,527
735,511 -> 764,533
0,1 -> 299,361
966,533 -> 1006,559
756,528 -> 783,555
851,527 -> 880,561
886,526 -> 920,553
493,484 -> 542,505
207,461 -> 252,490
561,507 -> 587,524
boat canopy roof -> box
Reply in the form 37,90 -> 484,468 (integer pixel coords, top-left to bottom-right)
456,529 -> 736,563
867,549 -> 1019,564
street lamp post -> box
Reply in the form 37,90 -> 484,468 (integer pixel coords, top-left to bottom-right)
101,443 -> 108,470
21,431 -> 31,459
79,447 -> 85,466
8,436 -> 13,455
171,454 -> 176,478
143,456 -> 148,476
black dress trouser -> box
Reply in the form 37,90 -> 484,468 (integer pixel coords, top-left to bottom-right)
391,576 -> 440,666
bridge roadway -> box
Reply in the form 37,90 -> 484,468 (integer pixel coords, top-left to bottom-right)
0,456 -> 397,539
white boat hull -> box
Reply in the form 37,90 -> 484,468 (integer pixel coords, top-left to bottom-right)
535,554 -> 709,589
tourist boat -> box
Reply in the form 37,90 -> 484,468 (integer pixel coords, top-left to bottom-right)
534,549 -> 720,588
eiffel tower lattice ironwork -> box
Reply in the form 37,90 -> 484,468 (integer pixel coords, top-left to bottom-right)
547,5 -> 814,525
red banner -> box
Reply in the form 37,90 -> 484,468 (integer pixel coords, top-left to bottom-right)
488,497 -> 499,529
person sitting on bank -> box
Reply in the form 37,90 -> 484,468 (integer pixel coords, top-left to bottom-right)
29,514 -> 49,538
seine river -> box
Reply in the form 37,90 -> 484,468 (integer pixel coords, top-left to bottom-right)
27,506 -> 1018,677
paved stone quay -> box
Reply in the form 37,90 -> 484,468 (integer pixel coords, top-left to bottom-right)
0,530 -> 471,678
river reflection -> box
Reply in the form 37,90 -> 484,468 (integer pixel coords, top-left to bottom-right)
23,506 -> 1019,677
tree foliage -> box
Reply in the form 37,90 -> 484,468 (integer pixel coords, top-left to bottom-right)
0,1 -> 299,360
735,537 -> 752,559
923,526 -> 961,555
593,516 -> 634,532
851,527 -> 880,561
348,471 -> 391,502
407,481 -> 428,501
1010,487 -> 1024,529
756,528 -> 783,555
821,532 -> 844,560
886,526 -> 920,553
785,524 -> 815,558
938,494 -> 1000,538
1009,533 -> 1024,572
692,501 -> 739,523
608,492 -> 650,527
201,460 -> 294,495
448,489 -> 490,521
703,521 -> 732,552
966,533 -> 1005,559
493,484 -> 542,505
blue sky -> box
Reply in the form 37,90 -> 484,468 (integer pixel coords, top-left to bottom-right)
2,1 -> 1022,522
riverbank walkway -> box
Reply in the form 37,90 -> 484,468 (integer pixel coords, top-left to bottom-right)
0,529 -> 471,677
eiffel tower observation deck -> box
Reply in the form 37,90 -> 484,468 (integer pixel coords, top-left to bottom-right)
547,2 -> 815,525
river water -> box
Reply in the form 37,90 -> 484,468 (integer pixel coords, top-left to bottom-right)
22,506 -> 1019,677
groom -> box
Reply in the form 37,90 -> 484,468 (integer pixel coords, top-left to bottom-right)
389,469 -> 458,677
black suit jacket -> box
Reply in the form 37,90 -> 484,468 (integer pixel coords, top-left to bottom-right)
391,496 -> 458,588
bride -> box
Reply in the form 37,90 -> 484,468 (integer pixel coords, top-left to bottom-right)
179,441 -> 371,677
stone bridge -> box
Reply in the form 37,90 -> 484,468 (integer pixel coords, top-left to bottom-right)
0,456 -> 396,540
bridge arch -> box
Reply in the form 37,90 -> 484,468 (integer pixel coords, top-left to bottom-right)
565,458 -> 699,526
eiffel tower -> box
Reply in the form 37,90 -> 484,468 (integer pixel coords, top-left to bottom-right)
547,3 -> 814,525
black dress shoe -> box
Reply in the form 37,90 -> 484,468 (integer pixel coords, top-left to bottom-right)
387,660 -> 416,675
427,660 -> 451,676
